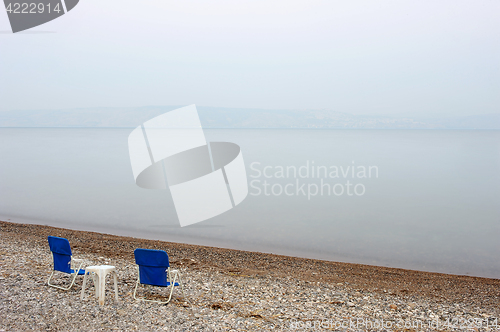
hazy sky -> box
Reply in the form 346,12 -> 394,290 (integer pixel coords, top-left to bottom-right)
0,0 -> 499,117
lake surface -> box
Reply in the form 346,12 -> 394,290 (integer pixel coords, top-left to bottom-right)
1,128 -> 499,278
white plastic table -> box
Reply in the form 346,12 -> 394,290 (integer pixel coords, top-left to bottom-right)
80,265 -> 119,305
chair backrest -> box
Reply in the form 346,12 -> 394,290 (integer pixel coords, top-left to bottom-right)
134,248 -> 170,287
48,236 -> 72,273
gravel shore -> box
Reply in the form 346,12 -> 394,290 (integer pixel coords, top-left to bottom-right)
1,220 -> 499,331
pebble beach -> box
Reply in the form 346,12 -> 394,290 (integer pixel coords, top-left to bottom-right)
0,220 -> 499,331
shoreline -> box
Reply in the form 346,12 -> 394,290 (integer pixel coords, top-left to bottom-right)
2,220 -> 499,302
1,215 -> 495,280
1,220 -> 499,331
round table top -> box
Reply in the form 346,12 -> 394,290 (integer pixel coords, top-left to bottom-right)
85,265 -> 116,272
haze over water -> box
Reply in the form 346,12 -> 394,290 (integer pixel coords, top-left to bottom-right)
0,128 -> 499,278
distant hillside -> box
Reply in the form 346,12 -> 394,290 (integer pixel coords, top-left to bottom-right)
0,106 -> 498,129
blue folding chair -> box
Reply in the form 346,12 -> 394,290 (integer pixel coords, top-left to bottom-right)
133,248 -> 186,304
47,236 -> 85,290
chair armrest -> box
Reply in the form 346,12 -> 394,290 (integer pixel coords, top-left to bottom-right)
70,258 -> 85,273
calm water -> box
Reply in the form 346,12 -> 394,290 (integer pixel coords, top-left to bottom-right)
0,128 -> 499,278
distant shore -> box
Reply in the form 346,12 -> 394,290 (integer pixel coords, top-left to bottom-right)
1,220 -> 499,331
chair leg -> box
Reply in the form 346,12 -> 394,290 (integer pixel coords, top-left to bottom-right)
133,268 -> 187,305
167,286 -> 175,303
133,282 -> 174,304
47,271 -> 55,287
133,279 -> 140,301
47,271 -> 79,291
166,272 -> 178,304
48,261 -> 84,291
169,270 -> 187,301
176,271 -> 187,300
171,271 -> 190,306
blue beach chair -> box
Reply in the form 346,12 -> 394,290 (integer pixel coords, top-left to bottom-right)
47,236 -> 85,290
133,248 -> 186,304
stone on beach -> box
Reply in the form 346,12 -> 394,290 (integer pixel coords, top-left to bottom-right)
0,220 -> 499,331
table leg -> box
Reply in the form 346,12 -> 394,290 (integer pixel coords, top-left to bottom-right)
80,273 -> 88,300
98,271 -> 106,306
92,273 -> 99,299
113,271 -> 119,302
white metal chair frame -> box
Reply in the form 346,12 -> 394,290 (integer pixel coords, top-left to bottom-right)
47,258 -> 84,291
133,266 -> 186,304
